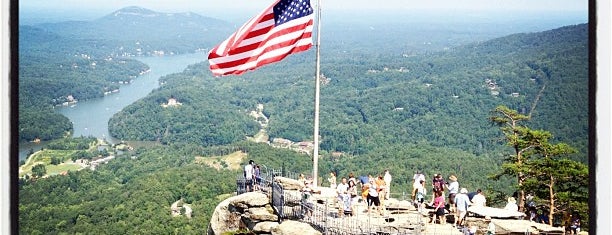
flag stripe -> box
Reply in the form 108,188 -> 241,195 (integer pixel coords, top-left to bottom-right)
208,0 -> 314,76
212,18 -> 313,63
210,24 -> 313,74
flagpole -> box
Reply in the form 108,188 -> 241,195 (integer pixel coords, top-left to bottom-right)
312,0 -> 322,187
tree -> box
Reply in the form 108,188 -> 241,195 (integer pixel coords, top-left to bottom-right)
490,105 -> 549,212
523,142 -> 588,227
32,164 -> 47,178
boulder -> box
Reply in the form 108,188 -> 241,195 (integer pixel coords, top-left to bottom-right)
274,177 -> 304,190
247,206 -> 279,221
467,206 -> 526,219
231,192 -> 270,208
271,220 -> 322,235
253,221 -> 279,233
208,196 -> 243,235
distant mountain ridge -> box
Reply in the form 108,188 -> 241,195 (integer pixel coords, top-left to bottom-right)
34,6 -> 234,56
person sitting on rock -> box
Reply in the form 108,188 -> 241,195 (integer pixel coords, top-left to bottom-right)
503,197 -> 518,211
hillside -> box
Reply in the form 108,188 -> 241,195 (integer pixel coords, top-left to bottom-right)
19,23 -> 589,234
109,23 -> 588,162
35,6 -> 233,56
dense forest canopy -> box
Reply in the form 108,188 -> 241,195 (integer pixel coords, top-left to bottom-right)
18,6 -> 589,234
109,24 -> 588,163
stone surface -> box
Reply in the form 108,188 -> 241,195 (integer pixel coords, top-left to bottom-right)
274,177 -> 304,190
467,205 -> 526,218
271,220 -> 322,235
208,196 -> 243,235
230,191 -> 270,208
248,206 -> 279,221
252,221 -> 279,233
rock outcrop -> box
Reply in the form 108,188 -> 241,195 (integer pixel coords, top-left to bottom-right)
207,191 -> 320,235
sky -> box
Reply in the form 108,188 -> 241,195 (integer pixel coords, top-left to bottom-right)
19,0 -> 588,23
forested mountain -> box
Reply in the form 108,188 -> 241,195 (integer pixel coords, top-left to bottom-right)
34,6 -> 233,56
18,6 -> 234,141
18,11 -> 589,233
109,23 -> 588,162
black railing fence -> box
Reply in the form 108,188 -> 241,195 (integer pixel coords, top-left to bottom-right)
235,166 -> 439,235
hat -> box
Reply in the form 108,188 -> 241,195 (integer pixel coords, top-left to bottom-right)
508,197 -> 516,203
460,188 -> 468,194
485,216 -> 492,221
449,175 -> 457,181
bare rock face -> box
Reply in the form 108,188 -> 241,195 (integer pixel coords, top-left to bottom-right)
274,176 -> 304,190
208,192 -> 269,235
208,197 -> 241,235
271,220 -> 322,235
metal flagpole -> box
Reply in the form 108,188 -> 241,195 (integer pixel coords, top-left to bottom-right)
312,0 -> 322,187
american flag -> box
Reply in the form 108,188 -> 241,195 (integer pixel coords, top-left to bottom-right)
208,0 -> 314,76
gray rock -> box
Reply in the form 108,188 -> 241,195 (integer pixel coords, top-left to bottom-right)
253,221 -> 279,233
230,192 -> 270,208
208,196 -> 243,235
271,220 -> 322,235
274,177 -> 304,190
248,206 -> 279,221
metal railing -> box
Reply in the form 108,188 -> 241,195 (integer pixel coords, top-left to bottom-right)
235,167 -> 436,235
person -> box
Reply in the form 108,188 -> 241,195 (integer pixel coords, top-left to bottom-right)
412,170 -> 425,201
336,177 -> 349,217
431,190 -> 446,224
415,180 -> 427,211
328,171 -> 337,189
254,164 -> 261,191
367,177 -> 382,216
431,173 -> 446,202
244,160 -> 254,192
347,179 -> 359,216
503,197 -> 518,211
447,175 -> 459,214
383,170 -> 392,200
375,174 -> 387,213
485,216 -> 496,235
470,189 -> 486,207
454,188 -> 471,228
537,210 -> 549,224
348,172 -> 356,185
298,173 -> 306,185
569,214 -> 581,234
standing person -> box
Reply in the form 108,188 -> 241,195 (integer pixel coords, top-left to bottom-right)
412,170 -> 425,201
447,174 -> 459,215
328,171 -> 337,189
336,177 -> 349,217
470,189 -> 487,207
347,179 -> 359,216
383,170 -> 392,200
569,214 -> 581,234
431,174 -> 446,203
367,177 -> 382,216
254,164 -> 261,191
431,190 -> 446,224
415,180 -> 427,211
454,188 -> 471,228
244,160 -> 254,192
375,174 -> 387,213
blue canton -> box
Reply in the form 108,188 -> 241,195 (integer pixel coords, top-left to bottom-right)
273,0 -> 313,26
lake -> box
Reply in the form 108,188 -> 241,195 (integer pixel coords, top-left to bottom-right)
18,52 -> 207,161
